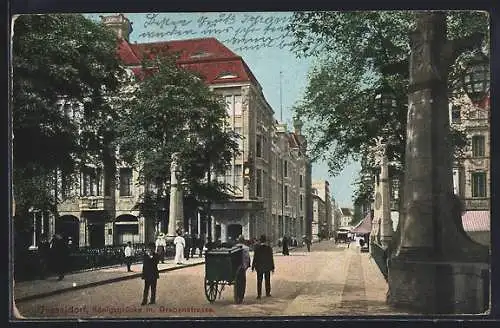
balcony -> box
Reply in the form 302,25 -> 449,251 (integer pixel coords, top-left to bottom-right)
464,198 -> 490,210
79,196 -> 114,211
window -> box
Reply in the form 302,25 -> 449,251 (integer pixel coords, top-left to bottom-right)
472,135 -> 485,157
391,178 -> 399,200
284,185 -> 289,205
81,167 -> 101,196
284,160 -> 288,177
120,168 -> 133,196
256,169 -> 262,197
256,135 -> 262,158
217,72 -> 238,79
234,165 -> 242,194
234,95 -> 242,115
300,175 -> 304,188
225,166 -> 232,185
451,105 -> 461,124
300,194 -> 304,211
225,95 -> 233,116
471,172 -> 486,198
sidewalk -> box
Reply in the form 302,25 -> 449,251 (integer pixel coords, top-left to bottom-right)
15,244 -> 298,303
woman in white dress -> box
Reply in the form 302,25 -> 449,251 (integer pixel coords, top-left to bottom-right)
173,231 -> 186,265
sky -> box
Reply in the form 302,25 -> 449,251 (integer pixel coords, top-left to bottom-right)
87,12 -> 360,208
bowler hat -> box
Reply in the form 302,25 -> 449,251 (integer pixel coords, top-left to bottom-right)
259,234 -> 266,243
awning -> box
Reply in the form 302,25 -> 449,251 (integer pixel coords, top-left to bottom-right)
351,214 -> 372,234
462,211 -> 490,232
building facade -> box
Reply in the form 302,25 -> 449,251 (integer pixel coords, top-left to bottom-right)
339,208 -> 353,228
311,180 -> 332,238
43,14 -> 313,248
449,95 -> 490,246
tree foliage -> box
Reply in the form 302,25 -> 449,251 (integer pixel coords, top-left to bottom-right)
115,53 -> 240,222
287,11 -> 489,204
12,14 -> 125,216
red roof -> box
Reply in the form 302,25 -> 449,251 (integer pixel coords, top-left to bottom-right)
462,211 -> 490,232
351,213 -> 372,234
117,37 -> 258,86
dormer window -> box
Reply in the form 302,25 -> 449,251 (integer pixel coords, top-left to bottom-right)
217,72 -> 239,79
190,50 -> 212,58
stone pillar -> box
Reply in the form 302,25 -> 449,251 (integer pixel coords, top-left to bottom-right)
387,12 -> 489,314
210,216 -> 216,241
28,211 -> 38,250
79,217 -> 87,247
197,211 -> 201,236
167,153 -> 184,240
380,146 -> 393,246
49,213 -> 55,238
138,216 -> 145,244
221,223 -> 227,243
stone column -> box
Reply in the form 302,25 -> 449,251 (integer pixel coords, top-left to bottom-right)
197,211 -> 201,236
49,213 -> 55,238
221,223 -> 227,243
211,216 -> 216,241
28,211 -> 38,250
167,153 -> 184,240
380,146 -> 393,246
79,217 -> 87,247
387,12 -> 489,314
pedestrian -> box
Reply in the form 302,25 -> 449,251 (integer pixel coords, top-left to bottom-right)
251,234 -> 275,299
50,234 -> 69,281
174,230 -> 185,265
190,233 -> 198,258
141,242 -> 159,305
38,234 -> 51,279
124,241 -> 134,272
184,232 -> 191,260
234,235 -> 251,304
155,233 -> 166,264
198,234 -> 204,257
282,234 -> 289,256
304,235 -> 311,252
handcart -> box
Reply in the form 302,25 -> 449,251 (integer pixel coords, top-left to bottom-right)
204,246 -> 245,304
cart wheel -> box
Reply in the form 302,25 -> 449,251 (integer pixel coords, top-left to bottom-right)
204,278 -> 218,303
233,267 -> 245,304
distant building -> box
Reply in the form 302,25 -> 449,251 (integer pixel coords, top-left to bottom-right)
339,208 -> 353,228
312,180 -> 332,238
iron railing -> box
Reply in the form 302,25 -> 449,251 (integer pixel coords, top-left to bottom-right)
14,244 -> 176,281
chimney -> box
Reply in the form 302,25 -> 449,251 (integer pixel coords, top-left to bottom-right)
100,13 -> 133,41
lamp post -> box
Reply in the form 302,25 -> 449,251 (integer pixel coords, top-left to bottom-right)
462,51 -> 490,104
387,12 -> 489,314
28,207 -> 40,250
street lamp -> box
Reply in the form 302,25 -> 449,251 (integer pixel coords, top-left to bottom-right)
462,51 -> 490,104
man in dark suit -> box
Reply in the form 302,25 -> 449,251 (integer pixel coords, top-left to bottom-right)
251,234 -> 275,299
141,243 -> 159,305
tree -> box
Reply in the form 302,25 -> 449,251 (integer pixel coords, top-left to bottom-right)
287,11 -> 489,203
115,52 -> 240,226
12,14 -> 125,221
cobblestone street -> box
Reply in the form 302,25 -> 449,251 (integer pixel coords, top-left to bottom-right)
15,241 -> 414,318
